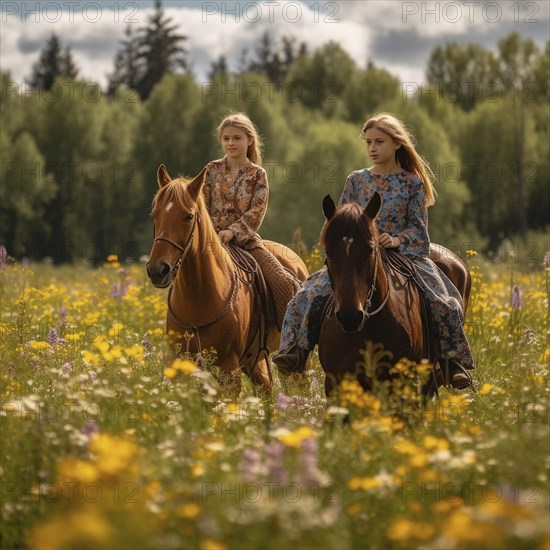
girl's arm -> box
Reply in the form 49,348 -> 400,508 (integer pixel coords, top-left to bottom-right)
228,167 -> 269,246
202,164 -> 213,214
338,172 -> 357,206
398,176 -> 430,256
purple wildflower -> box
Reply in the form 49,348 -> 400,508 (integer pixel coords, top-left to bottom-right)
239,448 -> 262,482
47,328 -> 63,349
265,441 -> 287,485
111,282 -> 130,299
88,370 -> 98,382
62,362 -> 72,374
275,393 -> 313,422
298,437 -> 323,485
112,268 -> 130,299
82,419 -> 99,440
511,285 -> 524,309
544,250 -> 550,270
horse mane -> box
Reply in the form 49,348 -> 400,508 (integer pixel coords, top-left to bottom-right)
151,177 -> 220,255
320,202 -> 378,252
152,176 -> 201,212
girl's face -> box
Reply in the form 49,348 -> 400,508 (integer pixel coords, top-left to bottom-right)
220,126 -> 253,162
364,127 -> 400,165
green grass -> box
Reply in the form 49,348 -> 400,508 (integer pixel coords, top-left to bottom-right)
0,256 -> 548,550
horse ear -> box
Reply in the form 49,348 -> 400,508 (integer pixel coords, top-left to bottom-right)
322,195 -> 336,220
157,164 -> 171,188
188,166 -> 208,200
364,191 -> 381,220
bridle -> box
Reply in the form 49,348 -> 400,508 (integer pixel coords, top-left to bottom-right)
153,213 -> 200,282
152,212 -> 238,335
325,240 -> 391,319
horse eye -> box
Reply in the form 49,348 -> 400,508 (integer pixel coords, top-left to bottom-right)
185,213 -> 194,222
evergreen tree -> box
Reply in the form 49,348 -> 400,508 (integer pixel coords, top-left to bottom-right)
208,55 -> 229,80
27,33 -> 79,91
107,25 -> 140,96
135,0 -> 188,100
246,33 -> 306,86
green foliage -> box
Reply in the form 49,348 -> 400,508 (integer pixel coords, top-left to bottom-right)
285,41 -> 357,115
345,65 -> 401,124
263,118 -> 365,246
0,131 -> 56,248
2,30 -> 549,262
27,33 -> 79,91
133,74 -> 201,211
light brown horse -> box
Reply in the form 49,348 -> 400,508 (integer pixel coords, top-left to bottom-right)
146,165 -> 308,395
318,193 -> 471,396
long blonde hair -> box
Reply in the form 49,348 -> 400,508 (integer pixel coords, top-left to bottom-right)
362,113 -> 436,206
217,113 -> 263,166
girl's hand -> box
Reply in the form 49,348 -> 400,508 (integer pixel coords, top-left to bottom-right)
218,230 -> 234,244
379,233 -> 401,249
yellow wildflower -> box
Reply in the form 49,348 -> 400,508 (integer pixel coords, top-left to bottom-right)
58,459 -> 99,484
201,539 -> 227,550
177,503 -> 201,519
28,341 -> 51,351
279,426 -> 316,447
172,358 -> 197,374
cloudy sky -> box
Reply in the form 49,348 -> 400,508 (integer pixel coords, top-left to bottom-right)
1,1 -> 549,88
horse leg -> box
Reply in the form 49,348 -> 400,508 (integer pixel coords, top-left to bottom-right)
218,354 -> 242,398
250,358 -> 272,396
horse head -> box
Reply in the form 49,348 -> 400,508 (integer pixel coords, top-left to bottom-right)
146,164 -> 207,288
321,192 -> 382,332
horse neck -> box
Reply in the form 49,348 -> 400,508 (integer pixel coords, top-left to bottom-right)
372,247 -> 390,309
173,203 -> 234,308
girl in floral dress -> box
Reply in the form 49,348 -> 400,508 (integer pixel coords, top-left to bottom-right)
202,113 -> 300,329
273,113 -> 475,389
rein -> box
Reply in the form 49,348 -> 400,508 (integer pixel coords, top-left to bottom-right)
167,270 -> 238,332
154,213 -> 238,333
153,213 -> 267,371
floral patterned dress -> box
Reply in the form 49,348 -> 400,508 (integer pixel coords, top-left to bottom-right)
202,157 -> 268,249
279,168 -> 475,370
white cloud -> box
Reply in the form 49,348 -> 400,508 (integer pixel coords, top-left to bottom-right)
1,0 -> 548,89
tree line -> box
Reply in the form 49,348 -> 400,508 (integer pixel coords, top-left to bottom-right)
1,0 -> 548,263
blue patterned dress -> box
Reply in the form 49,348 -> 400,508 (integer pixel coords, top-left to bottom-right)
279,169 -> 475,370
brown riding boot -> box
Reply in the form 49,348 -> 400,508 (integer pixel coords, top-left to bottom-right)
443,359 -> 475,391
249,247 -> 301,330
272,345 -> 310,376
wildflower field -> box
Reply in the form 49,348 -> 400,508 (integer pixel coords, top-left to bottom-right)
1,251 -> 549,550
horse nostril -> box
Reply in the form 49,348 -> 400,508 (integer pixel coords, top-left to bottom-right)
336,309 -> 364,332
159,262 -> 171,278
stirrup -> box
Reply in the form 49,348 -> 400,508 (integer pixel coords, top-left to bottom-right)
446,360 -> 475,391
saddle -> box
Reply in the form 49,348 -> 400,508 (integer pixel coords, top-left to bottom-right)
225,243 -> 275,369
321,248 -> 444,395
382,249 -> 445,395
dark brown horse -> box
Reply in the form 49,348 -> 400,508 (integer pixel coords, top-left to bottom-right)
318,193 -> 471,396
146,165 -> 308,395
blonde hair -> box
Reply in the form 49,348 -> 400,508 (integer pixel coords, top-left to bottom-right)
361,113 -> 436,206
217,113 -> 263,166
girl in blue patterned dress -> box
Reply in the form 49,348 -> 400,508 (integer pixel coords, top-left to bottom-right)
273,113 -> 475,390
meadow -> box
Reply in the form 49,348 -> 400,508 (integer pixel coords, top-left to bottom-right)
1,249 -> 549,550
